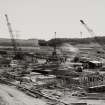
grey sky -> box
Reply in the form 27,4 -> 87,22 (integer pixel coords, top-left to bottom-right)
0,0 -> 105,40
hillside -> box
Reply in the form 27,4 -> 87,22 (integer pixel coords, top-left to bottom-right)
0,36 -> 105,47
47,36 -> 105,46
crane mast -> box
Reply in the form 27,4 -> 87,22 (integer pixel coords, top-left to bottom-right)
5,14 -> 17,56
52,32 -> 57,56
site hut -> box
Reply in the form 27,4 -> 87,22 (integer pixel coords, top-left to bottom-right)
80,58 -> 102,69
86,60 -> 102,69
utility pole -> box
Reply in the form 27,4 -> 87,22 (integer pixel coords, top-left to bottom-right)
80,20 -> 95,37
52,32 -> 57,56
80,31 -> 83,38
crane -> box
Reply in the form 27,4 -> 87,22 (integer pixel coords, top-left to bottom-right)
80,20 -> 102,44
80,19 -> 105,55
5,14 -> 24,60
80,20 -> 96,37
5,14 -> 17,56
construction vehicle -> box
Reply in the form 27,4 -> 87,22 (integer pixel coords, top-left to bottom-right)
5,14 -> 23,60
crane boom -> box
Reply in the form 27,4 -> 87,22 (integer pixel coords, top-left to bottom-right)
5,14 -> 17,55
80,20 -> 95,37
80,19 -> 105,54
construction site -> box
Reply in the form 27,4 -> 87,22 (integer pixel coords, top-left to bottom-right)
0,13 -> 105,105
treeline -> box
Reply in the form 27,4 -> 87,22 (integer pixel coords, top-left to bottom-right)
39,36 -> 105,46
0,39 -> 39,47
0,42 -> 35,47
0,36 -> 105,47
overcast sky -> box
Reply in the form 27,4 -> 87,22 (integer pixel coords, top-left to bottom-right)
0,0 -> 105,40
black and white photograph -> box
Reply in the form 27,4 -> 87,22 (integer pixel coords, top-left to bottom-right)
0,0 -> 105,105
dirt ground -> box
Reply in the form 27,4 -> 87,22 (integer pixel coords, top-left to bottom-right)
0,84 -> 47,105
